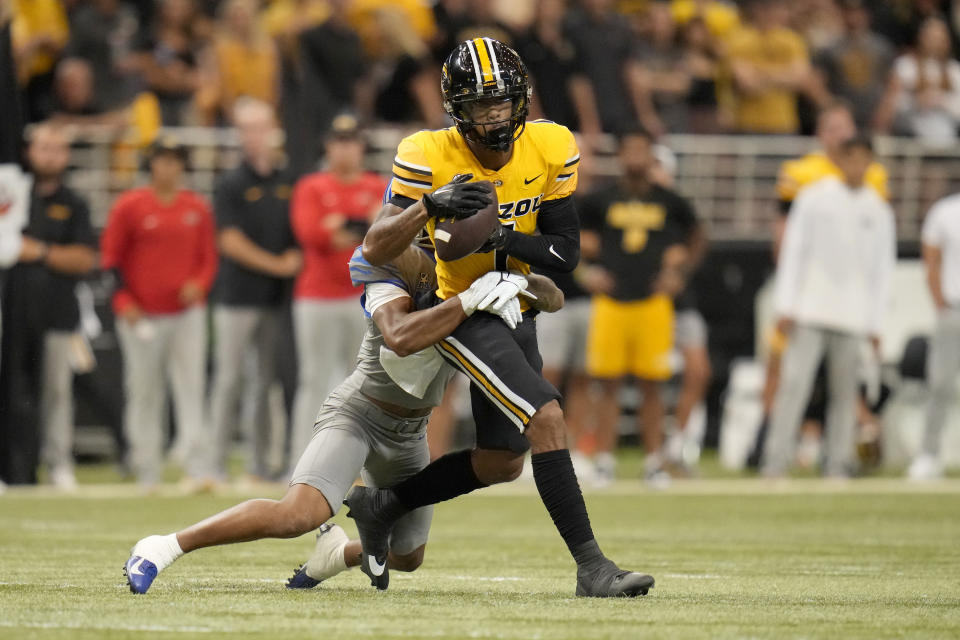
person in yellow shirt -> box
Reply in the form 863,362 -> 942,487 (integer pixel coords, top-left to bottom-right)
776,101 -> 888,249
350,38 -> 654,599
725,0 -> 809,134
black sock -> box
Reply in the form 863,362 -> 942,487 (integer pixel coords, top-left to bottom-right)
532,449 -> 605,569
391,449 -> 487,511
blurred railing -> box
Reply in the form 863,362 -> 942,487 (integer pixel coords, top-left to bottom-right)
65,127 -> 960,240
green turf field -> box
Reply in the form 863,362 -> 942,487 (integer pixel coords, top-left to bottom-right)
2,476 -> 959,640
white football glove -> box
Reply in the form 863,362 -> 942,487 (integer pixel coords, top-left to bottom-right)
476,272 -> 534,329
459,271 -> 512,315
487,295 -> 523,329
458,271 -> 536,321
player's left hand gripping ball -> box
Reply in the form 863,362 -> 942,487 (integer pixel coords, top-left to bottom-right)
422,173 -> 491,220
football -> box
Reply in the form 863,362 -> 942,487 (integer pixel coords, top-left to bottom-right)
433,180 -> 501,261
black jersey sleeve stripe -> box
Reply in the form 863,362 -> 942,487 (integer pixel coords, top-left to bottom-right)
564,155 -> 581,168
392,172 -> 433,188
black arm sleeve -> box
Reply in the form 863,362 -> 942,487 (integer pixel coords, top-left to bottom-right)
501,196 -> 580,273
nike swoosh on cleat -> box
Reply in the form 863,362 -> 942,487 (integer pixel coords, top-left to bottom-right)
548,244 -> 566,262
524,174 -> 543,185
128,557 -> 146,576
368,554 -> 387,577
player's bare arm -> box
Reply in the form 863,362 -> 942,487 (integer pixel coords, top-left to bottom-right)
525,273 -> 564,312
374,296 -> 467,357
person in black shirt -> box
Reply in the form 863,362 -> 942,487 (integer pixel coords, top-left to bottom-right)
0,122 -> 97,488
208,98 -> 301,483
579,129 -> 700,486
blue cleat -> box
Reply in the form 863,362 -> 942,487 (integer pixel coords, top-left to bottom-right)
124,555 -> 159,594
285,565 -> 321,589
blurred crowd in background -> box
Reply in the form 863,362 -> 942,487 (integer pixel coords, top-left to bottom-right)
11,0 -> 960,165
2,0 -> 960,493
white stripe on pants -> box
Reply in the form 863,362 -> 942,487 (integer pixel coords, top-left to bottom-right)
923,308 -> 960,457
208,305 -> 281,479
40,331 -> 76,473
290,298 -> 365,468
762,324 -> 862,477
117,306 -> 208,485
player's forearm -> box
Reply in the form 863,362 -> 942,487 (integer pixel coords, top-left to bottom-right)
363,201 -> 430,266
383,297 -> 466,357
525,273 -> 564,312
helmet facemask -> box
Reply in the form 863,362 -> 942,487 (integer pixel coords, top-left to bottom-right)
447,92 -> 529,152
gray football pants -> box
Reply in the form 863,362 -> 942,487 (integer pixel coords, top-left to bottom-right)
208,306 -> 282,479
922,309 -> 960,457
290,374 -> 433,555
116,307 -> 207,485
290,298 -> 365,470
762,324 -> 861,477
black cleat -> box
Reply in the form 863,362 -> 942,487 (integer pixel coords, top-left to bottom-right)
343,486 -> 394,591
575,560 -> 655,598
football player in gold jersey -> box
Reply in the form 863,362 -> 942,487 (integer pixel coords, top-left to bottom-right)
348,38 -> 653,598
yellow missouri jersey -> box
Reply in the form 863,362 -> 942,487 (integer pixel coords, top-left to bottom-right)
776,151 -> 889,204
390,120 -> 580,302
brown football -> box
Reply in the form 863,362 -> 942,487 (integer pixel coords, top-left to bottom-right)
433,180 -> 501,262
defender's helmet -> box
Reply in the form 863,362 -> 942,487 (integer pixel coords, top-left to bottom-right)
441,38 -> 532,152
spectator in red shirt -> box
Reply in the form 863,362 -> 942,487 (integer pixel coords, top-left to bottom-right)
100,137 -> 217,488
288,115 -> 387,465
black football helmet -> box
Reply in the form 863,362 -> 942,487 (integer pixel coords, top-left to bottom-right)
441,38 -> 532,152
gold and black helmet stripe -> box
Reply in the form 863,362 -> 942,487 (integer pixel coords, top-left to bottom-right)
467,37 -> 505,92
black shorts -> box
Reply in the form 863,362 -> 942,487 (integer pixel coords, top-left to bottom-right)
436,311 -> 560,453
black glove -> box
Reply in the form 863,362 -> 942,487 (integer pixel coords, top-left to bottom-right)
476,223 -> 510,253
423,173 -> 493,220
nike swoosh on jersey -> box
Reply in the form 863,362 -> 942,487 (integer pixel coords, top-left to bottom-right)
524,174 -> 543,185
368,554 -> 387,576
548,244 -> 566,262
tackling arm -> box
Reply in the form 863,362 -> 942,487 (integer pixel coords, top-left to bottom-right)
373,295 -> 467,357
525,273 -> 564,313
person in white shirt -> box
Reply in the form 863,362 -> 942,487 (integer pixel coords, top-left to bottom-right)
763,137 -> 896,477
909,193 -> 960,479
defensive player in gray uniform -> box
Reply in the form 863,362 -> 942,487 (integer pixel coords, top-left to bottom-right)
123,243 -> 562,594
